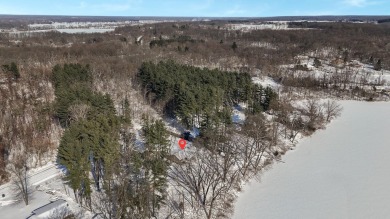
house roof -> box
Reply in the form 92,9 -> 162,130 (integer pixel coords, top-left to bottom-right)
32,199 -> 67,215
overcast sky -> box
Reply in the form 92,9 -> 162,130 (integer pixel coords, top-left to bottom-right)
0,0 -> 388,17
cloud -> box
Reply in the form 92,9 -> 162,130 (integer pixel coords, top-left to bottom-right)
79,1 -> 87,8
342,0 -> 379,7
343,0 -> 366,7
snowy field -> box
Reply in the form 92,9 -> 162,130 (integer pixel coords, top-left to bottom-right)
6,28 -> 115,36
233,101 -> 390,219
56,28 -> 114,33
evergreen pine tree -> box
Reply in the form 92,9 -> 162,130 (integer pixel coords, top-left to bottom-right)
142,118 -> 170,217
314,58 -> 322,68
9,62 -> 20,79
232,41 -> 238,51
374,59 -> 382,71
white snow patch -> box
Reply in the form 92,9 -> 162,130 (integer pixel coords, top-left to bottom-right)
0,199 -> 17,207
233,101 -> 390,219
252,76 -> 281,90
232,105 -> 246,124
190,127 -> 200,138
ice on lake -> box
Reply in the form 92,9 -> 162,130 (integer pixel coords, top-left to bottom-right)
233,101 -> 390,219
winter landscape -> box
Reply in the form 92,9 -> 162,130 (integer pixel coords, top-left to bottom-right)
1,0 -> 390,219
233,101 -> 390,219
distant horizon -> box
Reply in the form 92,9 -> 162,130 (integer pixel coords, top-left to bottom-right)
0,14 -> 389,19
0,0 -> 389,17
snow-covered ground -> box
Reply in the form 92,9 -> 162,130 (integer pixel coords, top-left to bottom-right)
27,21 -> 136,29
232,104 -> 246,124
56,28 -> 114,33
252,76 -> 281,90
285,56 -> 390,92
233,100 -> 390,219
226,22 -> 313,32
0,163 -> 89,219
0,162 -> 61,205
6,28 -> 115,37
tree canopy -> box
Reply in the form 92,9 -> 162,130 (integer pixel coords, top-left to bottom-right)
138,60 -> 277,129
54,64 -> 120,206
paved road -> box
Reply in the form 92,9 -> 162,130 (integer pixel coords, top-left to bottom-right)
0,164 -> 61,204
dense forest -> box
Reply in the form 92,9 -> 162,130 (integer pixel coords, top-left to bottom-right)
138,60 -> 277,129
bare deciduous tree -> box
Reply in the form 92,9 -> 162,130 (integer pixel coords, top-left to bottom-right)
323,100 -> 342,122
303,99 -> 325,131
170,150 -> 237,219
8,154 -> 31,205
68,103 -> 90,122
48,206 -> 74,219
237,114 -> 271,178
0,139 -> 9,183
288,115 -> 305,143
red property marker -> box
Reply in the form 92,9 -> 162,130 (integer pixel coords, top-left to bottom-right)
178,138 -> 187,150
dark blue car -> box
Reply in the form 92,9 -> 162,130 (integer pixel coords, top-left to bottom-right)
181,131 -> 194,142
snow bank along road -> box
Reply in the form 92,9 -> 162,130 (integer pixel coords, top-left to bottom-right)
0,163 -> 61,205
233,101 -> 390,219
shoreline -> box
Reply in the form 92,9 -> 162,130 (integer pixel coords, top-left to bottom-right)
232,100 -> 390,218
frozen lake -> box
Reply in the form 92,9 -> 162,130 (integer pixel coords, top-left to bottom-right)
233,101 -> 390,219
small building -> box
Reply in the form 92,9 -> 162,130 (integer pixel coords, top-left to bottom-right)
30,199 -> 68,218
